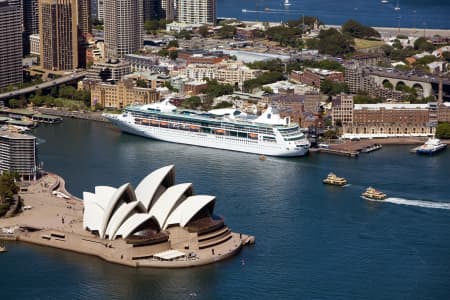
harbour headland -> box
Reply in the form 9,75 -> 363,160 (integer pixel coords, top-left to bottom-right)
0,172 -> 254,268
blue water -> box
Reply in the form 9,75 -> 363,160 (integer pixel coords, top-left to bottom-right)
218,0 -> 450,29
1,118 -> 450,299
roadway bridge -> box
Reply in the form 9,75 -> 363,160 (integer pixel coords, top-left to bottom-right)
0,72 -> 86,101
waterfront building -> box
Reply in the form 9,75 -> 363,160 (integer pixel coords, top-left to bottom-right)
343,103 -> 435,138
83,165 -> 242,263
86,59 -> 131,82
0,131 -> 37,179
39,0 -> 78,71
438,102 -> 450,122
331,94 -> 354,125
0,0 -> 23,89
104,0 -> 143,59
176,0 -> 216,25
90,79 -> 160,109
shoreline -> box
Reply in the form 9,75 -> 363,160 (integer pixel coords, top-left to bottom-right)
0,172 -> 254,268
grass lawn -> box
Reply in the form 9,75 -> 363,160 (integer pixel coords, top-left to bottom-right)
354,38 -> 385,50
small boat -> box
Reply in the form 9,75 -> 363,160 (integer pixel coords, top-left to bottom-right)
241,9 -> 247,13
322,173 -> 347,186
259,155 -> 266,161
214,129 -> 225,134
394,0 -> 400,10
362,187 -> 387,200
249,132 -> 258,139
284,0 -> 291,6
0,244 -> 7,253
415,138 -> 447,155
381,0 -> 389,4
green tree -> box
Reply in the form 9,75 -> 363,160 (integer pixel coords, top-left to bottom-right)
317,28 -> 354,56
199,25 -> 209,37
167,40 -> 179,48
383,81 -> 394,89
213,101 -> 233,109
168,50 -> 178,60
320,80 -> 349,96
342,19 -> 381,39
414,37 -> 435,51
217,25 -> 236,39
181,96 -> 202,109
136,79 -> 147,88
436,122 -> 450,139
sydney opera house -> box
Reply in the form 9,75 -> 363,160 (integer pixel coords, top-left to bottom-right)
82,165 -> 249,266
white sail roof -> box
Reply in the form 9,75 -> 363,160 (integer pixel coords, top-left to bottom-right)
149,183 -> 193,228
135,165 -> 175,211
99,183 -> 136,239
163,195 -> 215,229
105,201 -> 140,240
114,213 -> 154,239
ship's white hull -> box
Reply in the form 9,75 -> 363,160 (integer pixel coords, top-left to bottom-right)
108,116 -> 309,157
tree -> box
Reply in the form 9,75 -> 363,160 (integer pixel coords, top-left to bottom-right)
436,122 -> 450,139
383,81 -> 394,89
414,37 -> 435,51
181,96 -> 202,109
217,25 -> 236,39
136,79 -> 147,88
320,80 -> 349,96
199,25 -> 209,37
317,28 -> 354,56
175,30 -> 191,40
213,101 -> 233,109
167,40 -> 179,48
342,19 -> 381,39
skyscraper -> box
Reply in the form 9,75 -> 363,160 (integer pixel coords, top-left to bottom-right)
0,0 -> 23,89
176,0 -> 215,25
23,0 -> 39,35
39,0 -> 78,71
78,0 -> 92,37
104,0 -> 143,59
161,0 -> 174,21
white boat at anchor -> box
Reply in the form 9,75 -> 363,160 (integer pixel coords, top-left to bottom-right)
104,100 -> 310,157
415,138 -> 447,155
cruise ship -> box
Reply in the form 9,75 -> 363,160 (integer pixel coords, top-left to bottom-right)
104,100 -> 310,157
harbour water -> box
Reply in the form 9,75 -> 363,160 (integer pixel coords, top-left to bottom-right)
219,0 -> 450,29
1,118 -> 450,299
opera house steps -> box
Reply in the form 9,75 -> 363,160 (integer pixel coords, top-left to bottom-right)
198,230 -> 232,250
198,226 -> 230,242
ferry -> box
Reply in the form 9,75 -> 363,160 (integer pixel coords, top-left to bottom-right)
362,187 -> 387,200
104,100 -> 310,157
415,138 -> 447,155
322,173 -> 347,186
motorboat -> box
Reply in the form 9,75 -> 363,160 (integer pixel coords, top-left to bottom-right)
362,187 -> 387,200
322,173 -> 348,186
415,138 -> 447,155
361,144 -> 382,153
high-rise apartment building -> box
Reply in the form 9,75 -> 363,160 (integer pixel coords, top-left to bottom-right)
97,0 -> 104,21
0,0 -> 23,89
161,0 -> 174,21
78,0 -> 92,37
176,0 -> 215,25
104,0 -> 143,59
39,0 -> 78,70
23,0 -> 39,34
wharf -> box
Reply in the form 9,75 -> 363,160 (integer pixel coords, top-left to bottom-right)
37,108 -> 108,122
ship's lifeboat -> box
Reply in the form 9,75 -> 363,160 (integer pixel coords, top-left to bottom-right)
141,119 -> 150,125
190,125 -> 200,131
215,129 -> 225,135
160,121 -> 169,127
249,132 -> 258,139
150,119 -> 159,126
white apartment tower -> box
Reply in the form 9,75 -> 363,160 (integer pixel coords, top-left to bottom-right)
176,0 -> 216,25
104,0 -> 143,59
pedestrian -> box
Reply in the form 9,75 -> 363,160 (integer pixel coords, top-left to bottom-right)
212,248 -> 215,255
61,216 -> 64,224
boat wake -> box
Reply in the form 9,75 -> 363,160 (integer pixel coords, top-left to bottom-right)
365,197 -> 450,210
